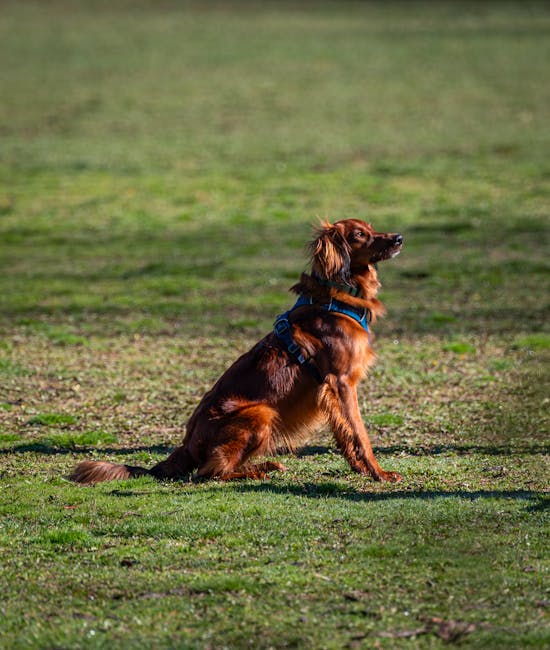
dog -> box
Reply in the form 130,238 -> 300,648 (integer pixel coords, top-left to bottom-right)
70,219 -> 403,485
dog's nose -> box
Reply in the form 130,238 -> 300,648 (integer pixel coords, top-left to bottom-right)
394,234 -> 403,245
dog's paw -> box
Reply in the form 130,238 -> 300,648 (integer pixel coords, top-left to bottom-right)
382,471 -> 403,483
259,461 -> 287,473
373,470 -> 402,483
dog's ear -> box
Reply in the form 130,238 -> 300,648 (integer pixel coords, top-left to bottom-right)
310,222 -> 351,282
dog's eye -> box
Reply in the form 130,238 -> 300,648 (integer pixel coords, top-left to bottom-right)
354,230 -> 368,241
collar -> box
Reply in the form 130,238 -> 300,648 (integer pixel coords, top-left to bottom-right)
313,275 -> 363,298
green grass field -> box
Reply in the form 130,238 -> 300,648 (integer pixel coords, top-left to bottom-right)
0,1 -> 549,648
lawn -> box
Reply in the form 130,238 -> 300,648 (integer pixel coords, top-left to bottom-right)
0,1 -> 549,648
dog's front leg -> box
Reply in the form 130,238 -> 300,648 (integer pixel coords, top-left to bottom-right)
319,375 -> 402,483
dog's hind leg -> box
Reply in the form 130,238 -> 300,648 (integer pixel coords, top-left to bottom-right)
212,460 -> 287,481
194,402 -> 280,481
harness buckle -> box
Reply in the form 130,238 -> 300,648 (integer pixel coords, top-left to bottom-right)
273,317 -> 290,337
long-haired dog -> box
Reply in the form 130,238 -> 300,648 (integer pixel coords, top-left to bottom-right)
70,219 -> 403,485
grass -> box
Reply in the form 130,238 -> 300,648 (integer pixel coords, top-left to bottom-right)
0,1 -> 549,648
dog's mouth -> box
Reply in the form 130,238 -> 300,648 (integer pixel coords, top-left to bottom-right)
371,240 -> 403,263
389,243 -> 402,259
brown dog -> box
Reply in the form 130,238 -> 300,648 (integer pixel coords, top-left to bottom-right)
70,219 -> 403,485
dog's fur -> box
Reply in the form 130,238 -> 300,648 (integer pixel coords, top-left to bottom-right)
70,219 -> 403,485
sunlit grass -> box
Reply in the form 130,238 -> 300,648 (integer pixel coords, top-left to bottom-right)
0,1 -> 548,648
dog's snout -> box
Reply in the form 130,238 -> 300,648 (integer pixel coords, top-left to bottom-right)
394,234 -> 403,245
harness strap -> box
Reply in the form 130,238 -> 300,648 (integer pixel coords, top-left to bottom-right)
273,314 -> 323,383
273,294 -> 371,384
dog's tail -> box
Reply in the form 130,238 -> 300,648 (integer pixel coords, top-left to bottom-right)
69,446 -> 196,485
68,461 -> 150,485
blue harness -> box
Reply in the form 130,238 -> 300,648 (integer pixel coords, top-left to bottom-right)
273,295 -> 371,383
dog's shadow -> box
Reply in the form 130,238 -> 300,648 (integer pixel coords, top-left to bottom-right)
230,481 -> 548,512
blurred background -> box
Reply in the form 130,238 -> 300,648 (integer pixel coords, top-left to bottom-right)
0,0 -> 548,337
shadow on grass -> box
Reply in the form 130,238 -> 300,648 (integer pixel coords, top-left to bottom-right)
298,442 -> 549,457
230,481 -> 549,511
0,443 -> 173,456
377,443 -> 549,456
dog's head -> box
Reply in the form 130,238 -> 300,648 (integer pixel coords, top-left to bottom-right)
310,219 -> 403,282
